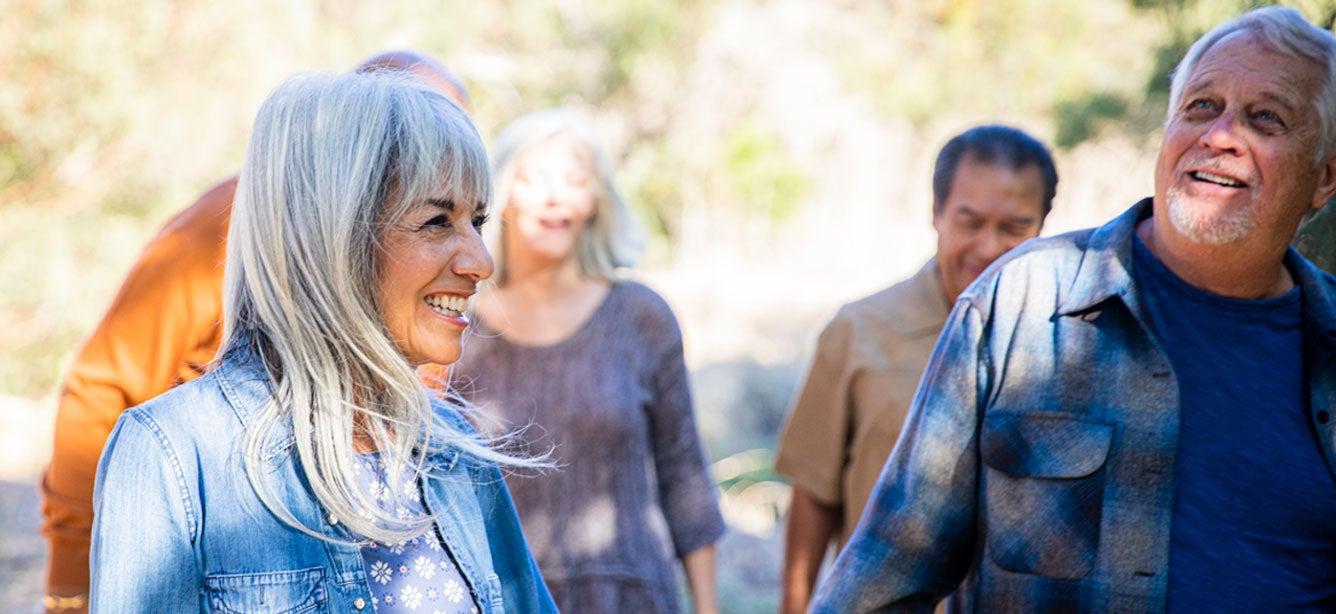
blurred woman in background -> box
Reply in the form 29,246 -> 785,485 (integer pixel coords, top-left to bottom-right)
90,72 -> 555,613
452,109 -> 725,613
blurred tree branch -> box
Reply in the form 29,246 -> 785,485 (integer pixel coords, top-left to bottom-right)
1296,200 -> 1336,274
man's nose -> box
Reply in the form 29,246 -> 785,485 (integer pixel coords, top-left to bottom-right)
1199,112 -> 1245,156
979,230 -> 1010,262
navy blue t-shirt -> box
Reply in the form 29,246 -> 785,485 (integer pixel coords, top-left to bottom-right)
1132,235 -> 1336,612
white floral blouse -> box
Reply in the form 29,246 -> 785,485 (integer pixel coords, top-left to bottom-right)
355,454 -> 481,614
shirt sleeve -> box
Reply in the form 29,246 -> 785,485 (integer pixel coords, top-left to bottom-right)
645,308 -> 727,558
42,186 -> 229,595
772,311 -> 858,504
89,409 -> 201,611
811,300 -> 989,613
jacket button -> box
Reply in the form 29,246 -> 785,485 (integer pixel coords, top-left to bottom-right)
1318,411 -> 1331,424
353,596 -> 366,610
328,514 -> 339,525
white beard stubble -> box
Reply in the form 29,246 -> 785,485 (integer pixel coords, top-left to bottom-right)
1165,184 -> 1259,245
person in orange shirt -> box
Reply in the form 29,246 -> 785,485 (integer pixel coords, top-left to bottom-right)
39,50 -> 473,612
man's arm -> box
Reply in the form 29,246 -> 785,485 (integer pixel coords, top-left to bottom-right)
780,486 -> 842,614
811,300 -> 989,613
773,311 -> 859,613
42,179 -> 232,606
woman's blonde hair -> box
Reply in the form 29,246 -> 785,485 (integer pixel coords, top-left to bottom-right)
486,109 -> 644,284
221,71 -> 531,545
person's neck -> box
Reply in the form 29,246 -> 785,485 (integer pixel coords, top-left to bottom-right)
934,267 -> 959,307
1136,217 -> 1294,300
502,250 -> 587,303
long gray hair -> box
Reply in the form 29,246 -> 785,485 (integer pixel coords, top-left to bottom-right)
486,109 -> 645,284
221,72 -> 529,545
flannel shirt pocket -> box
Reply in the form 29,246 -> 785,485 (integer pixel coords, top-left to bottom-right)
980,412 -> 1112,580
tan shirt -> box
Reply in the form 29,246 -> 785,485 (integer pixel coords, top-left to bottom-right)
774,259 -> 950,548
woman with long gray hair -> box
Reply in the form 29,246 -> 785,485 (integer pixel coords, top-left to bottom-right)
452,109 -> 725,613
89,72 -> 555,613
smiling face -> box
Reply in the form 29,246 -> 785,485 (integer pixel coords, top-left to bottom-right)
377,193 -> 494,366
932,156 -> 1047,301
502,135 -> 598,266
1155,31 -> 1335,251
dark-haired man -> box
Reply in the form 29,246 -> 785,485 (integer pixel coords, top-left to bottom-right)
813,7 -> 1336,612
40,51 -> 471,612
775,125 -> 1058,614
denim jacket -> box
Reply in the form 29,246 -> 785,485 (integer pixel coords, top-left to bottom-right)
812,199 -> 1336,613
90,343 -> 557,613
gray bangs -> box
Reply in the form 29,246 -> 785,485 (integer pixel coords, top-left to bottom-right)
381,84 -> 492,228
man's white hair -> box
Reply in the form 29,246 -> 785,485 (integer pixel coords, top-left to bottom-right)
486,109 -> 644,284
222,71 -> 534,546
1168,6 -> 1336,165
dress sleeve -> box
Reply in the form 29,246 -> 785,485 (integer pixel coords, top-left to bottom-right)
89,409 -> 202,611
42,185 -> 229,594
772,311 -> 858,504
644,307 -> 726,558
810,301 -> 988,613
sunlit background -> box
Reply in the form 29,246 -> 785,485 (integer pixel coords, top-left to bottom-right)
2,0 -> 1335,610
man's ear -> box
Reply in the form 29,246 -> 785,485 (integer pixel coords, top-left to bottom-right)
1313,154 -> 1336,210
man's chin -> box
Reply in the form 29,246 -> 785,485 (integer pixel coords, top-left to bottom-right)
1167,198 -> 1256,245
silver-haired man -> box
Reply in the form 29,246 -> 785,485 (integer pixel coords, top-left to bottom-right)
812,7 -> 1336,612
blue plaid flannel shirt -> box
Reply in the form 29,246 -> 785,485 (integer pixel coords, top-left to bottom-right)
811,199 -> 1336,613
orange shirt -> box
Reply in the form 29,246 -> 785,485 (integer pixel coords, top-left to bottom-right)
42,178 -> 236,595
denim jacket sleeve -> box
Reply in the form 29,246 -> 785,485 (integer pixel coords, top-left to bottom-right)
90,408 -> 202,612
811,298 -> 988,613
472,461 -> 557,614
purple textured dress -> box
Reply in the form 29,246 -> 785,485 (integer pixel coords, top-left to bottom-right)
451,281 -> 725,613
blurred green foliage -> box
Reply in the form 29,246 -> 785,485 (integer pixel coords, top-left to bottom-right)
723,122 -> 811,223
4,0 -> 1336,398
1054,92 -> 1130,148
1297,202 -> 1336,273
1051,0 -> 1336,151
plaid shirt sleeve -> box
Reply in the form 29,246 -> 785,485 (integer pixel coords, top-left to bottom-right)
811,297 -> 989,613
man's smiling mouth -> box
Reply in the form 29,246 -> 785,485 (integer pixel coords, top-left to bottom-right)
1190,170 -> 1248,188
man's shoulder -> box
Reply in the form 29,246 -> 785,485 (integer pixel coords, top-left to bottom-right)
836,262 -> 946,335
125,177 -> 236,281
958,228 -> 1099,314
157,177 -> 236,238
